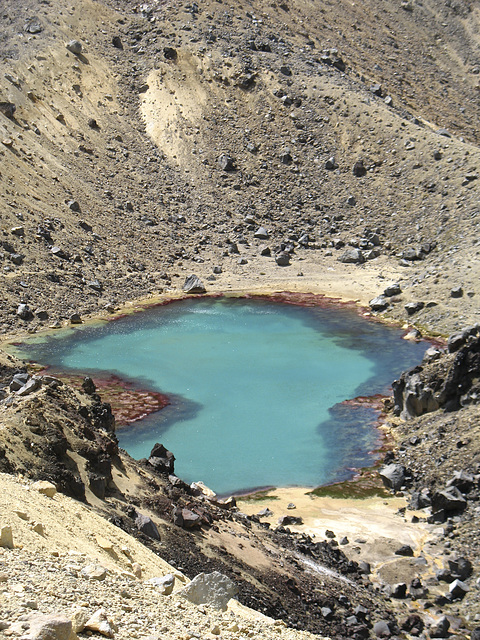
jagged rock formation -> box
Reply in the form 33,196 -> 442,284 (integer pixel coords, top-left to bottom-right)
392,325 -> 480,419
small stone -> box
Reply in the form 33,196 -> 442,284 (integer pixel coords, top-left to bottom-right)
395,544 -> 414,557
71,609 -> 89,633
112,36 -> 123,50
369,296 -> 389,311
374,620 -> 391,637
0,526 -> 14,549
17,304 -> 34,320
338,248 -> 364,264
217,153 -> 236,171
405,301 -> 424,316
449,578 -> 469,598
31,481 -> 57,498
148,574 -> 175,595
275,251 -> 290,266
66,40 -> 82,54
254,226 -> 269,239
325,156 -> 338,170
430,616 -> 450,638
81,564 -> 108,581
84,609 -> 115,637
384,283 -> 402,296
31,522 -> 45,536
450,286 -> 463,298
0,102 -> 16,119
70,313 -> 82,324
353,159 -> 367,177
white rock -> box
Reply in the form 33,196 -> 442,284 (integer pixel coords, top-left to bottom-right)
148,574 -> 175,595
179,571 -> 238,610
81,564 -> 107,581
0,525 -> 14,549
84,609 -> 115,638
31,481 -> 57,498
25,613 -> 77,640
70,609 -> 89,633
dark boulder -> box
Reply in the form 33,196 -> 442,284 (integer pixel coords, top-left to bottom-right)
405,301 -> 424,315
369,296 -> 389,311
0,102 -> 16,119
431,486 -> 467,513
275,251 -> 290,266
148,443 -> 175,474
135,512 -> 160,540
379,463 -> 405,492
352,160 -> 367,177
395,544 -> 414,557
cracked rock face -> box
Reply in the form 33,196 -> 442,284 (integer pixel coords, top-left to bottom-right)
392,328 -> 480,419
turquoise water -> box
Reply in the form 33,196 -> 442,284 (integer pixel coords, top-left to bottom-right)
18,298 -> 427,494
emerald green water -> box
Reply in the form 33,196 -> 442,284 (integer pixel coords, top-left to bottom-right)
17,298 -> 427,494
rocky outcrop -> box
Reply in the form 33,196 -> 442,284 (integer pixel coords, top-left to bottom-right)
392,326 -> 480,419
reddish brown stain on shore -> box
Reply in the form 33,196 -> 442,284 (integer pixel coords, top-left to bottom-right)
41,370 -> 170,427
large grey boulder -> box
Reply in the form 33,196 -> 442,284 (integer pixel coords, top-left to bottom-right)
378,464 -> 405,492
23,614 -> 76,640
179,571 -> 238,610
338,248 -> 364,264
183,274 -> 206,294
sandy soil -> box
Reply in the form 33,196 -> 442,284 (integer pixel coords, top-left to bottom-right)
237,488 -> 434,579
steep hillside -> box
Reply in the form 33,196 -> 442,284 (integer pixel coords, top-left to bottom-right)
0,0 -> 479,337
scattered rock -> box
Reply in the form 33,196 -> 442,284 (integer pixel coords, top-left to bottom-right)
0,102 -> 16,119
405,301 -> 424,315
373,620 -> 391,637
66,40 -> 82,54
369,296 -> 389,311
352,160 -> 367,177
81,564 -> 108,581
148,443 -> 175,474
430,616 -> 450,638
379,464 -> 406,492
395,544 -> 414,557
448,578 -> 469,598
135,513 -> 160,540
31,481 -> 57,498
254,227 -> 269,239
179,571 -> 238,610
217,153 -> 236,171
0,525 -> 14,549
183,274 -> 206,294
148,574 -> 175,595
25,614 -> 76,640
277,515 -> 303,526
275,251 -> 290,266
338,248 -> 364,264
84,609 -> 115,638
384,283 -> 402,296
17,304 -> 34,320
